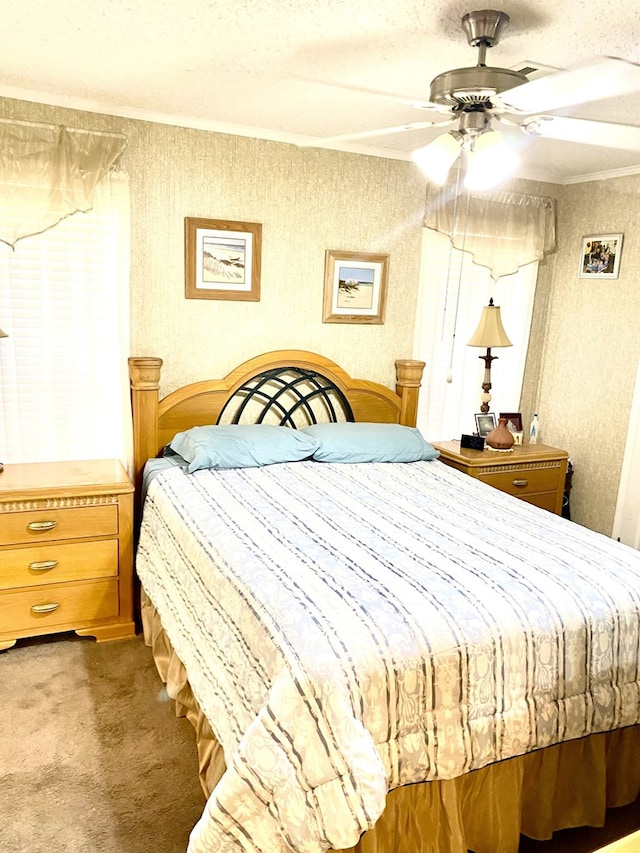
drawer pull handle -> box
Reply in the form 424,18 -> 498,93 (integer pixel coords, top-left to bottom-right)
27,520 -> 58,532
29,560 -> 58,572
31,602 -> 61,614
512,478 -> 529,487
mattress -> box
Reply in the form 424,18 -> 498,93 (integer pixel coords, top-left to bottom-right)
136,458 -> 640,853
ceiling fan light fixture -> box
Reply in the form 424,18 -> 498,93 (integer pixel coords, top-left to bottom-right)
412,132 -> 461,184
463,129 -> 519,191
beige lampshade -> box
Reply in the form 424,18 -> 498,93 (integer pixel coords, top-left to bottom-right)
0,328 -> 7,338
467,299 -> 512,348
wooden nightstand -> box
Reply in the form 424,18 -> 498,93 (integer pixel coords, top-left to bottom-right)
431,441 -> 569,515
0,459 -> 135,650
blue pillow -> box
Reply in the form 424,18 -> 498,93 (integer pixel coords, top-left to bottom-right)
302,422 -> 440,463
168,424 -> 320,473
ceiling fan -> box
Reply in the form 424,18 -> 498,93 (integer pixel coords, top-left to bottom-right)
320,10 -> 640,188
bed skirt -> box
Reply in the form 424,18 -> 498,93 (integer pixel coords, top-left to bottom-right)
141,589 -> 640,853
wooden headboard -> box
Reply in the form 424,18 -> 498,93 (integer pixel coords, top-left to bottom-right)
128,349 -> 425,497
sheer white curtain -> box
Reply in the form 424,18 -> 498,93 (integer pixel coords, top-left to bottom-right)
0,170 -> 131,469
0,118 -> 127,249
413,227 -> 538,443
423,181 -> 556,280
414,178 -> 555,443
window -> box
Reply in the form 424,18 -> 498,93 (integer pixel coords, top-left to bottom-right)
0,172 -> 131,468
413,227 -> 537,442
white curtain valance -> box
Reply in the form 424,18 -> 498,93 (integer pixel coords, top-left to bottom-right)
0,118 -> 127,249
423,181 -> 557,280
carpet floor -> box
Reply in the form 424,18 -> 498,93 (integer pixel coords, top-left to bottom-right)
1,632 -> 639,853
0,632 -> 204,853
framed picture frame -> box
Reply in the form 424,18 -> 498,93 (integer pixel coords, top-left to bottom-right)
578,233 -> 623,279
185,217 -> 262,301
475,413 -> 496,437
499,412 -> 523,433
499,412 -> 524,444
322,249 -> 389,324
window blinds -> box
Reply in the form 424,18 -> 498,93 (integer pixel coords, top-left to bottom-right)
0,171 -> 131,469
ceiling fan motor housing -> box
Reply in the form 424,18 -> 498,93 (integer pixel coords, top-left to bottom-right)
429,65 -> 528,108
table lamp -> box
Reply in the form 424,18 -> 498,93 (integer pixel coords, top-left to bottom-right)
467,299 -> 512,413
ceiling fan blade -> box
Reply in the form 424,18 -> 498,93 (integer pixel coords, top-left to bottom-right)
521,115 -> 640,151
293,76 -> 445,114
495,56 -> 640,114
307,118 -> 455,145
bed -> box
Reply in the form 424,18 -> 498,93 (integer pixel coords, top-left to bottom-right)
129,349 -> 640,853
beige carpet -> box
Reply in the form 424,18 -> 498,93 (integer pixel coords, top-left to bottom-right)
2,631 -> 639,853
0,632 -> 204,853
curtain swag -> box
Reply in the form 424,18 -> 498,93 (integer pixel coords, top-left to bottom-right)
0,118 -> 127,249
423,182 -> 557,281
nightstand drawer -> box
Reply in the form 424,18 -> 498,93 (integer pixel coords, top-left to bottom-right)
431,442 -> 568,516
0,578 -> 120,635
0,504 -> 118,546
0,540 -> 118,590
478,464 -> 562,497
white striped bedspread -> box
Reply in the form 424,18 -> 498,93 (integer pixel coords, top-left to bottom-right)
136,459 -> 640,853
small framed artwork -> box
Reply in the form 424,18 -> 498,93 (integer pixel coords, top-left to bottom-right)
578,233 -> 623,279
185,217 -> 262,301
323,249 -> 389,324
500,412 -> 523,445
475,413 -> 496,437
499,412 -> 523,432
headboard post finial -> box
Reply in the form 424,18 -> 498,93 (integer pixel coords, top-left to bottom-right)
128,357 -> 163,509
129,356 -> 162,390
395,359 -> 426,428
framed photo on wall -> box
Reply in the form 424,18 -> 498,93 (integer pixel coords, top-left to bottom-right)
578,233 -> 623,279
322,249 -> 388,324
185,217 -> 262,301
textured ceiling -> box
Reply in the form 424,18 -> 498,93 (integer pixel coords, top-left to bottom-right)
2,0 -> 640,184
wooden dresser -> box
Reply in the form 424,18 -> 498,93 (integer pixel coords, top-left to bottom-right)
431,441 -> 569,515
0,459 -> 135,650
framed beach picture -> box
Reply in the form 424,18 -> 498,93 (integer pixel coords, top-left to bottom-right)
185,217 -> 262,301
578,233 -> 623,279
322,250 -> 389,324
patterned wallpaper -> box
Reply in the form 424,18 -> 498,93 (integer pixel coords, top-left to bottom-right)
2,95 -> 638,536
0,96 -> 427,398
521,175 -> 640,535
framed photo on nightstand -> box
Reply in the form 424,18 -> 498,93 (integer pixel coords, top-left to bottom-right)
500,412 -> 524,445
499,412 -> 522,432
474,413 -> 496,437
